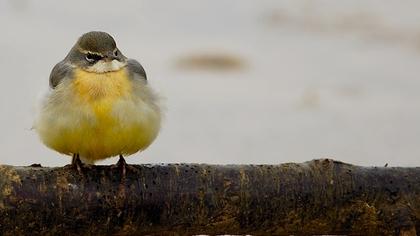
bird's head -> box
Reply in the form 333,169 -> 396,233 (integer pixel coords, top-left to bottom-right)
67,31 -> 127,73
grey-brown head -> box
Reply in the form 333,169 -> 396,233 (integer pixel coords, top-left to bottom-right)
66,31 -> 127,73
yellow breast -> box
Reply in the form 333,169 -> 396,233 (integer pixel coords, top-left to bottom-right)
73,68 -> 132,116
36,68 -> 161,163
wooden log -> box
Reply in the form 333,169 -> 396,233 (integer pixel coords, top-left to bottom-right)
0,159 -> 418,235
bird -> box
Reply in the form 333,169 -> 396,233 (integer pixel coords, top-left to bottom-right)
34,31 -> 161,169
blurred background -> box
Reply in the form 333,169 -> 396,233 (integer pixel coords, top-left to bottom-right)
1,0 -> 420,167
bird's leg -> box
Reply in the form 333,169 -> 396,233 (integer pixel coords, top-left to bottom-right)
117,154 -> 127,179
71,153 -> 79,165
72,153 -> 83,174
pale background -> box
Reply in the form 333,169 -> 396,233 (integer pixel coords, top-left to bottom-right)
0,0 -> 419,167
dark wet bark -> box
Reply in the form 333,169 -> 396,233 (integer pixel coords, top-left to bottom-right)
0,159 -> 418,235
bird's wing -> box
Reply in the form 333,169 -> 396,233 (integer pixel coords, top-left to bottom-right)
49,61 -> 73,89
127,59 -> 147,82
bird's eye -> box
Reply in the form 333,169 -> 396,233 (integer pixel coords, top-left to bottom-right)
114,50 -> 118,56
85,53 -> 103,62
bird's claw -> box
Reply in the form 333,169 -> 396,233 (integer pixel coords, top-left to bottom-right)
72,154 -> 84,174
117,155 -> 127,179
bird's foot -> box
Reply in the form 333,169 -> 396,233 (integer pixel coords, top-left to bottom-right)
117,155 -> 127,179
72,154 -> 84,175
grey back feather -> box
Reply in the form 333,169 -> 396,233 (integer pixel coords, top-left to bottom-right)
49,61 -> 73,89
127,59 -> 147,82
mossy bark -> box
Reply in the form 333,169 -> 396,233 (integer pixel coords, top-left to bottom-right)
0,159 -> 418,235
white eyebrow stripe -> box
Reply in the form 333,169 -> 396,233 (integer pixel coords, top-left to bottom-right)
77,47 -> 104,57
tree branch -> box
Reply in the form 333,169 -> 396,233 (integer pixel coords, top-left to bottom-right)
0,159 -> 418,235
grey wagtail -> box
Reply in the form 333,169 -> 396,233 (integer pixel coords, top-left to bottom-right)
34,31 -> 162,166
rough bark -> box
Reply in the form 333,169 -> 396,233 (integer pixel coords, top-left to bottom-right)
0,159 -> 418,235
